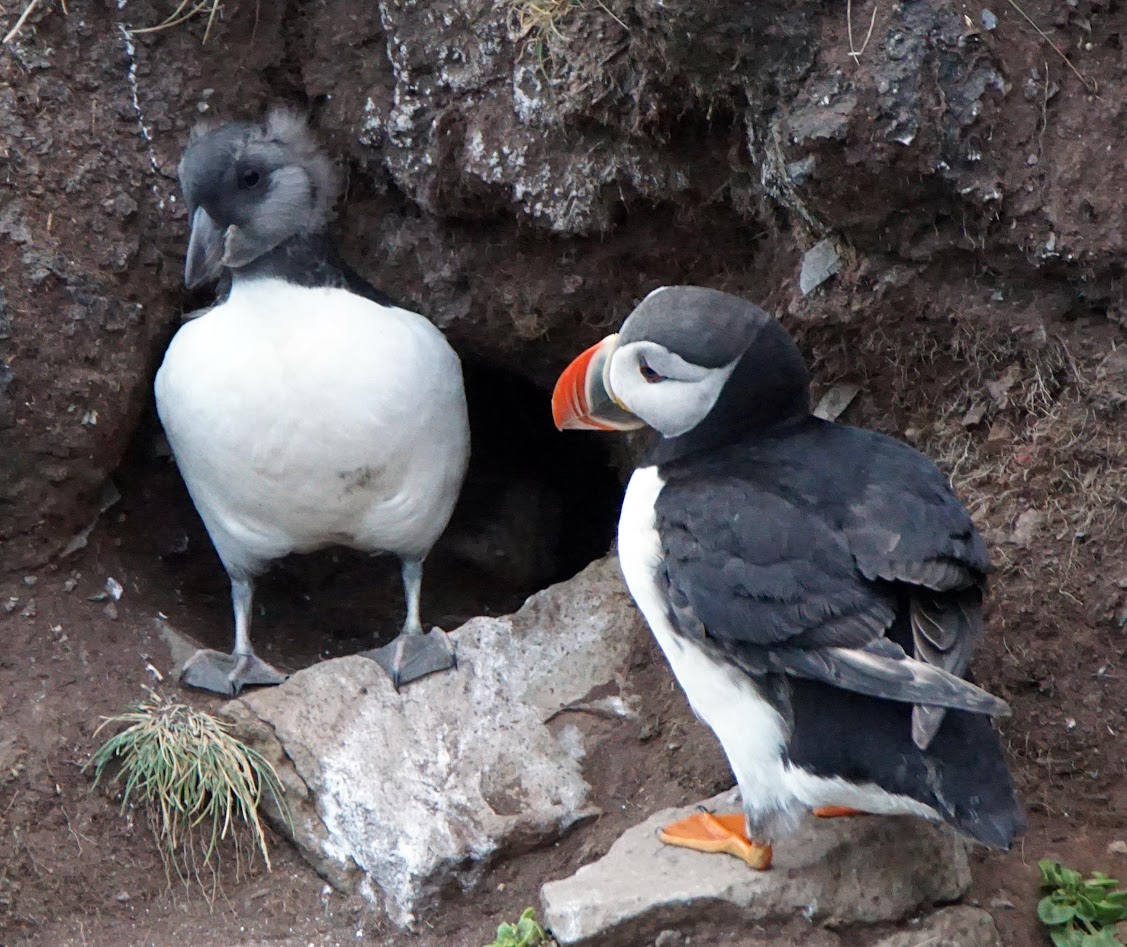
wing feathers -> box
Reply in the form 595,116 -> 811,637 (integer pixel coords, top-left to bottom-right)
909,590 -> 984,748
776,643 -> 1010,721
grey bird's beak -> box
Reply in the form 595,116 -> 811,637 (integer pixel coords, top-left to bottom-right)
184,206 -> 226,289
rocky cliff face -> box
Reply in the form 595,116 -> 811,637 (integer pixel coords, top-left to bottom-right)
2,0 -> 1124,567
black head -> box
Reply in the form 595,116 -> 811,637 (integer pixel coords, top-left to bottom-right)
553,286 -> 811,457
177,107 -> 341,289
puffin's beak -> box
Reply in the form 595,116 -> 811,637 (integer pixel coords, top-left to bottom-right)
184,206 -> 226,289
552,334 -> 646,432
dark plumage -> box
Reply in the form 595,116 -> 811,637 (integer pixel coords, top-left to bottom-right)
655,419 -> 996,748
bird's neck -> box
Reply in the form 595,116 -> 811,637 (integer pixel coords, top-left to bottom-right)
229,233 -> 342,290
647,408 -> 814,466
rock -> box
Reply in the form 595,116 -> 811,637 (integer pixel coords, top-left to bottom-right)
1009,509 -> 1043,548
813,383 -> 860,422
871,906 -> 1001,947
540,789 -> 970,946
799,239 -> 841,295
223,556 -> 643,928
1108,840 -> 1127,856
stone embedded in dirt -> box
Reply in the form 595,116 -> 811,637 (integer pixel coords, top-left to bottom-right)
539,788 -> 971,946
813,383 -> 861,422
871,906 -> 1001,947
221,556 -> 643,928
799,239 -> 841,295
1108,840 -> 1127,856
1009,509 -> 1043,548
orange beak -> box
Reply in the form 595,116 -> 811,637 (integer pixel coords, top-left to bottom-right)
551,335 -> 646,432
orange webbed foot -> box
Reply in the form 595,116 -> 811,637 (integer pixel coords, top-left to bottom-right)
657,810 -> 773,869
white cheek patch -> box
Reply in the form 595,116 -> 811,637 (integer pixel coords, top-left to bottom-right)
608,343 -> 736,438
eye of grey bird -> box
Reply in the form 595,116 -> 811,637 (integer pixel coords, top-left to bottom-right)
638,356 -> 666,383
239,168 -> 263,190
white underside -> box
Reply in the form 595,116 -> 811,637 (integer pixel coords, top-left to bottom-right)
617,465 -> 939,838
154,278 -> 470,577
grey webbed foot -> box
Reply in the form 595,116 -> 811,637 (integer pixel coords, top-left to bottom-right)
180,649 -> 290,696
361,629 -> 457,690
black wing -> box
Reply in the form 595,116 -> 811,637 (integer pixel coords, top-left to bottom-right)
840,433 -> 991,746
655,426 -> 1002,749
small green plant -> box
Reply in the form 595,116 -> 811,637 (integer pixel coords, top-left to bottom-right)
85,687 -> 288,897
1038,859 -> 1127,947
487,907 -> 548,947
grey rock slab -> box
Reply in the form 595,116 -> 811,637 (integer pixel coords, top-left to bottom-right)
871,906 -> 1002,947
222,556 -> 643,928
540,788 -> 971,946
799,238 -> 841,295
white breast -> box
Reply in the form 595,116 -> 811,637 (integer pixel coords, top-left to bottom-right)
617,466 -> 797,830
154,278 -> 470,576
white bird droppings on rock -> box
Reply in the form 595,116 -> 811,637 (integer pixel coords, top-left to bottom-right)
221,556 -> 643,928
540,788 -> 971,946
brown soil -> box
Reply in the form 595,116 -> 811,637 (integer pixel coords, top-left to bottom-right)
3,283 -> 1127,947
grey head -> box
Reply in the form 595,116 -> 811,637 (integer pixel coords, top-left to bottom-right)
178,107 -> 341,289
607,286 -> 811,441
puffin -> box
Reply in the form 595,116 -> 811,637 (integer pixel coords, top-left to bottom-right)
551,286 -> 1024,868
154,108 -> 470,695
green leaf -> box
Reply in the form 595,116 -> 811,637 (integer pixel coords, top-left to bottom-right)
1091,899 -> 1127,926
1042,860 -> 1066,886
1049,929 -> 1086,947
1080,930 -> 1123,947
1039,896 -> 1078,925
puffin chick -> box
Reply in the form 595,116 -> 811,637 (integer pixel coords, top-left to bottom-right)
155,108 -> 470,695
552,286 -> 1024,869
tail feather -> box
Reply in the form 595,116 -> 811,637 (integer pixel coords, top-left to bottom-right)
778,643 -> 1010,720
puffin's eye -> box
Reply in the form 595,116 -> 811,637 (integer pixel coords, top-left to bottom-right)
239,168 -> 262,189
638,357 -> 666,384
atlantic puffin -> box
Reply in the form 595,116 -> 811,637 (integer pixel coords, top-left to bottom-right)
155,108 -> 470,695
552,286 -> 1024,868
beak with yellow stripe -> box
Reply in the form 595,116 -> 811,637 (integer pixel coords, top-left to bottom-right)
551,334 -> 647,433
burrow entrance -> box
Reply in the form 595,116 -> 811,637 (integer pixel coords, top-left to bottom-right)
105,352 -> 625,675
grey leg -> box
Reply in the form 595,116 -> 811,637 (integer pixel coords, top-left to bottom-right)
401,557 -> 425,637
360,556 -> 457,690
179,575 -> 290,696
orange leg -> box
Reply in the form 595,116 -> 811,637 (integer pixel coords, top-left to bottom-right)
658,811 -> 773,869
812,805 -> 869,818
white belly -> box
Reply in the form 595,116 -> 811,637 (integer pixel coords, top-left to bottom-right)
154,278 -> 470,576
616,465 -> 938,837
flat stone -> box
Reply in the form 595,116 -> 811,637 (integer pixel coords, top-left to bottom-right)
871,906 -> 1002,947
540,789 -> 971,946
222,556 -> 643,928
799,238 -> 841,294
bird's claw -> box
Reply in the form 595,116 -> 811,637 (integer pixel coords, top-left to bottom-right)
361,628 -> 457,691
180,649 -> 290,696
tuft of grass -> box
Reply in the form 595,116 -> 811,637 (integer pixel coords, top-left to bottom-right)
85,687 -> 288,897
1039,859 -> 1127,947
486,907 -> 549,947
